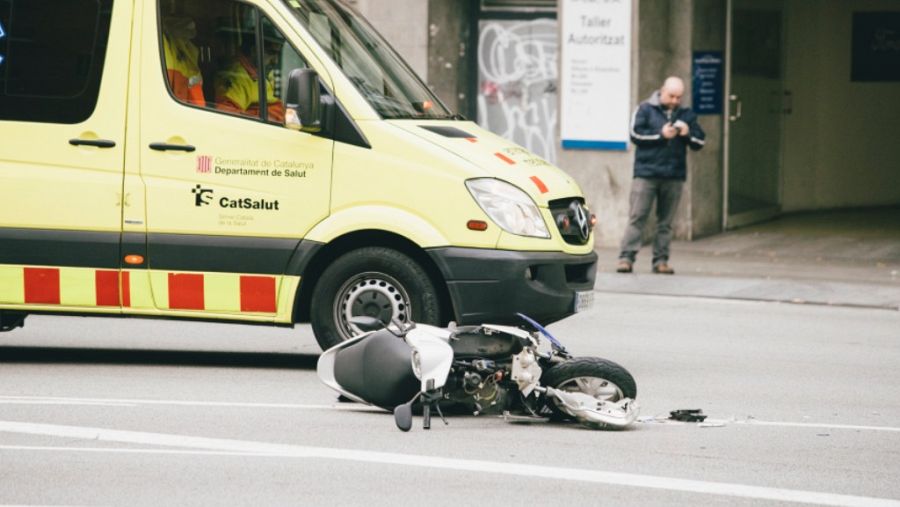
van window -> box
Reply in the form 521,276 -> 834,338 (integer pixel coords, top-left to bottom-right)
159,0 -> 308,125
282,0 -> 452,120
0,0 -> 112,124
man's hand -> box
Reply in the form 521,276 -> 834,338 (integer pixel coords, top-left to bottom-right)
673,120 -> 689,137
661,123 -> 678,139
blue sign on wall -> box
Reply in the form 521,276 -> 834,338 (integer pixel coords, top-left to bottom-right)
0,19 -> 5,66
851,12 -> 900,82
692,51 -> 724,115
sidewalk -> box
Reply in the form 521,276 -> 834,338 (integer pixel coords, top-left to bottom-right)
594,207 -> 900,311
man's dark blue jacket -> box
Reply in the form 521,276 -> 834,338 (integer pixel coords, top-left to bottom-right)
630,91 -> 706,181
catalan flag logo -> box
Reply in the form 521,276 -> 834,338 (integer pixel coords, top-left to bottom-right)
196,155 -> 212,174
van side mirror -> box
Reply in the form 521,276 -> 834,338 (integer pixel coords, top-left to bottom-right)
285,68 -> 322,133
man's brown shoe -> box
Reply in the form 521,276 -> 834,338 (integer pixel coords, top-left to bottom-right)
652,263 -> 675,275
616,260 -> 633,273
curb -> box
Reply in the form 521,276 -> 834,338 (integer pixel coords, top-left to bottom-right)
594,273 -> 900,312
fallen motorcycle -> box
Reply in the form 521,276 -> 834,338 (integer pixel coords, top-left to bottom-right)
317,314 -> 639,431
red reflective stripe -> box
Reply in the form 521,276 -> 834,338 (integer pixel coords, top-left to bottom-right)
122,271 -> 131,308
24,268 -> 60,304
495,153 -> 516,165
240,276 -> 277,313
465,138 -> 478,143
95,270 -> 120,306
168,273 -> 205,310
530,176 -> 549,194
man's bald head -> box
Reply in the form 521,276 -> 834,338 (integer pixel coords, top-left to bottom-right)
659,77 -> 685,110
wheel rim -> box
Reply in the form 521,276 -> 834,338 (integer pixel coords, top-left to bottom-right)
334,271 -> 412,340
554,376 -> 624,402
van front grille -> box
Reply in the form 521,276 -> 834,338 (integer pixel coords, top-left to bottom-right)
548,197 -> 591,246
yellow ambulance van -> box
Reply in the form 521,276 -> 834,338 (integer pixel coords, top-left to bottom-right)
0,0 -> 597,350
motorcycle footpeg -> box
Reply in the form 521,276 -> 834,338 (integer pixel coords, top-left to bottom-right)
421,397 -> 448,430
394,382 -> 448,432
433,401 -> 448,426
420,379 -> 446,430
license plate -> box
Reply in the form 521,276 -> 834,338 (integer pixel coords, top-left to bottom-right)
573,290 -> 594,313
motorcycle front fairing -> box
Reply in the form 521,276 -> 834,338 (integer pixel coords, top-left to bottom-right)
403,324 -> 454,392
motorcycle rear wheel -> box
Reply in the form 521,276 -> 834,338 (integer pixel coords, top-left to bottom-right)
541,357 -> 637,419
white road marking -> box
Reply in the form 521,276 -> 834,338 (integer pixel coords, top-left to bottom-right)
739,419 -> 900,433
0,445 -> 270,457
0,399 -> 136,407
0,395 -> 381,412
5,396 -> 900,434
1,420 -> 898,507
643,416 -> 900,433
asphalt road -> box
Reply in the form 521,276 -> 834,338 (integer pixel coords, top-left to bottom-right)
1,293 -> 899,506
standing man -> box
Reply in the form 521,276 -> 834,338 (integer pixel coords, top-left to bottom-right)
616,76 -> 705,274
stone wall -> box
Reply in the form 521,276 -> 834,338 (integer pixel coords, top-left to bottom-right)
344,0 -> 429,78
347,0 -> 729,250
781,0 -> 900,211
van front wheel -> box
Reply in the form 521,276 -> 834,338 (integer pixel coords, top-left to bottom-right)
310,247 -> 442,350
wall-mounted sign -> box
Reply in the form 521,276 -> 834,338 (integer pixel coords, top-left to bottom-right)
692,51 -> 724,115
851,12 -> 900,82
0,19 -> 6,66
560,0 -> 632,151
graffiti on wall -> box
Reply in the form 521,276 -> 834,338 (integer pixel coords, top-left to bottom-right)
477,18 -> 559,163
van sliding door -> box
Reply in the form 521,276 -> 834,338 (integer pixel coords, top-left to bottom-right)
0,0 -> 131,311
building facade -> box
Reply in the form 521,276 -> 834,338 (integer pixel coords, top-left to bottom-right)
349,0 -> 900,247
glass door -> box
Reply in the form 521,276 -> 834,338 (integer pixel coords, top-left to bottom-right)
725,0 -> 785,228
475,4 -> 558,164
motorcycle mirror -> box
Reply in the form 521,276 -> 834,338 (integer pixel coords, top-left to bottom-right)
394,402 -> 414,432
348,316 -> 385,333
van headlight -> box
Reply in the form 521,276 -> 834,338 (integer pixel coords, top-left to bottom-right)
466,179 -> 550,238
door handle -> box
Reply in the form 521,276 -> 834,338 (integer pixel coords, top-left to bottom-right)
783,90 -> 793,114
149,142 -> 196,152
729,94 -> 742,122
69,138 -> 116,148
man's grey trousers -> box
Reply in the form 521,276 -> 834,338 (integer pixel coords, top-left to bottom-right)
618,177 -> 684,266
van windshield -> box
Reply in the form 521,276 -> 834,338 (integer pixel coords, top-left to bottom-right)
282,0 -> 453,120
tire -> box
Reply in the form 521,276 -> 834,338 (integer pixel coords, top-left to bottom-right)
310,247 -> 442,350
541,357 -> 637,419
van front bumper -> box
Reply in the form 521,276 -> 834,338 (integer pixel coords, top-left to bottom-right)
426,247 -> 598,326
